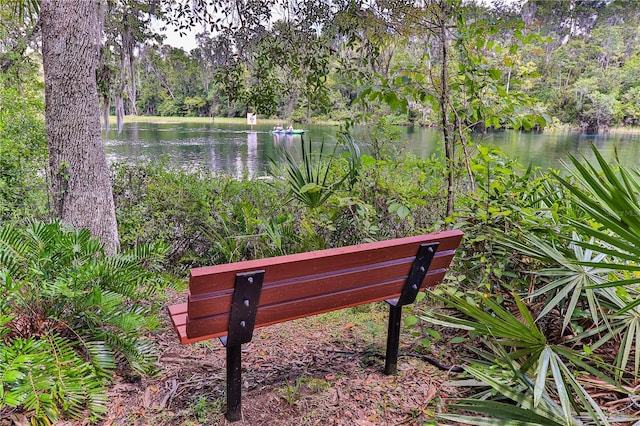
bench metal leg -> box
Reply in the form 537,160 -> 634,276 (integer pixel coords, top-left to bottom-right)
384,304 -> 403,375
226,344 -> 243,422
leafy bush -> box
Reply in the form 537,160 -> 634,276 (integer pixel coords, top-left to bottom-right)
112,160 -> 309,266
0,77 -> 48,222
0,221 -> 169,423
112,161 -> 217,266
448,145 -> 574,295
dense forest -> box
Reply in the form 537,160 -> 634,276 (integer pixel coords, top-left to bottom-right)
87,1 -> 640,131
3,1 -> 640,133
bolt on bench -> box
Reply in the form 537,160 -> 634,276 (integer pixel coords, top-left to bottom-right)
168,230 -> 463,421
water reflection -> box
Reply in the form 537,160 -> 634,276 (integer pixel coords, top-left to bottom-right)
246,131 -> 258,179
232,131 -> 260,180
104,122 -> 640,177
477,130 -> 640,171
272,132 -> 297,147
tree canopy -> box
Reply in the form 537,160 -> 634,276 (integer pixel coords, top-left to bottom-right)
2,0 -> 640,250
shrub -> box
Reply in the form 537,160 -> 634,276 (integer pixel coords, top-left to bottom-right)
0,221 -> 169,423
112,161 -> 298,267
0,77 -> 48,222
422,145 -> 640,425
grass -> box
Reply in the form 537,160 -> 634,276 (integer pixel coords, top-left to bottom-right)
108,115 -> 343,126
109,115 -> 244,125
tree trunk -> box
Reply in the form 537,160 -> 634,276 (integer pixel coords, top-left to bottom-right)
41,0 -> 120,254
438,2 -> 455,218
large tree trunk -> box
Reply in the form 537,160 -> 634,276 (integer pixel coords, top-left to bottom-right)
41,0 -> 120,254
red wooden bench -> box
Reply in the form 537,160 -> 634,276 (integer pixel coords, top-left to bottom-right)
168,230 -> 463,421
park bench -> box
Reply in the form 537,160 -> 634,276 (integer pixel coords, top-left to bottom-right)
168,229 -> 463,422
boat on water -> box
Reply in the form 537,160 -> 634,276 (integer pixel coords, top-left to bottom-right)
270,128 -> 306,135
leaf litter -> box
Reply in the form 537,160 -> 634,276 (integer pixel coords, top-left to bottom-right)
97,302 -> 459,426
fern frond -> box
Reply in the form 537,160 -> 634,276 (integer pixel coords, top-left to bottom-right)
47,334 -> 98,419
102,333 -> 159,375
0,224 -> 31,278
21,369 -> 60,423
106,310 -> 149,334
1,221 -> 169,422
83,341 -> 117,379
86,386 -> 109,421
5,338 -> 60,424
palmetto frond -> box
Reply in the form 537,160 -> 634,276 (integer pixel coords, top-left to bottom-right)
270,136 -> 354,209
441,364 -> 573,426
549,145 -> 640,379
498,232 -> 612,334
556,145 -> 640,273
423,290 -> 616,425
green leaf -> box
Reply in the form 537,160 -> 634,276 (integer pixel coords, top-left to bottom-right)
397,205 -> 410,219
300,182 -> 321,194
443,400 -> 565,425
404,315 -> 419,326
361,155 -> 376,167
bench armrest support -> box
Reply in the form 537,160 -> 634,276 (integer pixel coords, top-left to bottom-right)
389,242 -> 438,307
220,270 -> 265,348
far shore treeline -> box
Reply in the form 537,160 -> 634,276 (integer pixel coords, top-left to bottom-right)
100,2 -> 640,133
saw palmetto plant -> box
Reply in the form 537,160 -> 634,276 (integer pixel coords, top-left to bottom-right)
422,290 -> 615,425
422,145 -> 640,425
270,135 -> 362,210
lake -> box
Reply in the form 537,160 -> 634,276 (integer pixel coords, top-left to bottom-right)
104,121 -> 640,178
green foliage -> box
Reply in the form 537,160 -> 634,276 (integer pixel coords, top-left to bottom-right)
0,76 -> 48,222
424,290 -> 614,425
270,136 -> 350,209
500,232 -> 612,335
112,161 -> 220,266
449,145 -> 571,294
441,365 -> 574,426
112,160 -> 314,265
1,334 -> 108,424
429,144 -> 640,424
575,91 -> 620,131
0,221 -> 169,423
31,0 -> 634,130
551,145 -> 640,378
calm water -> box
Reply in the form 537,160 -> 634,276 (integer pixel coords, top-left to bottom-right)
104,122 -> 640,178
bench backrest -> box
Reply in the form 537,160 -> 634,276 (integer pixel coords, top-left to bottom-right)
180,230 -> 463,343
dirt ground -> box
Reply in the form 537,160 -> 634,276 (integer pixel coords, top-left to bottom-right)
98,301 -> 463,426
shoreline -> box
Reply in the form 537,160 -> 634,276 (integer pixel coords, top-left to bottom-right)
107,115 -> 342,126
107,116 -> 640,135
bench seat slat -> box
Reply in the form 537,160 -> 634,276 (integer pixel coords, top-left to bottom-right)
184,268 -> 448,342
167,230 -> 463,344
186,249 -> 455,320
189,230 -> 462,295
167,303 -> 190,344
